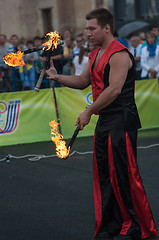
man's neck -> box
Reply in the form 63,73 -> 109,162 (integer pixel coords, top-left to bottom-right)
100,35 -> 115,51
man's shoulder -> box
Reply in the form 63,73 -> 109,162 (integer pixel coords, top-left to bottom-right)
73,46 -> 79,51
7,45 -> 15,53
5,42 -> 12,48
109,50 -> 132,68
141,45 -> 147,52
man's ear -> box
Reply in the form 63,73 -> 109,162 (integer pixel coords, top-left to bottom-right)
105,24 -> 111,33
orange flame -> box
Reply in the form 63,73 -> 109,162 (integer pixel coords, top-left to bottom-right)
3,51 -> 25,67
42,31 -> 61,51
49,120 -> 70,159
4,31 -> 60,67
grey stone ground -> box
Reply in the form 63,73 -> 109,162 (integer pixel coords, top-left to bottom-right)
0,135 -> 158,240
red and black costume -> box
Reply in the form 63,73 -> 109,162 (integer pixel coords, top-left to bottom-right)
89,40 -> 158,239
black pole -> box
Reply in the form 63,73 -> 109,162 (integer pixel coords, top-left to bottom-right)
23,46 -> 44,55
67,123 -> 81,150
52,87 -> 62,135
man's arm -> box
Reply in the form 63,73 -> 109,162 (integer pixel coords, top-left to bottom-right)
46,59 -> 91,89
76,51 -> 132,129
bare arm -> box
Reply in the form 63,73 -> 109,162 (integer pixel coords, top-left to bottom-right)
76,51 -> 132,129
46,59 -> 91,89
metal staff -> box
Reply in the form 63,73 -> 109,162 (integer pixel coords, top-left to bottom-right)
34,47 -> 53,92
23,46 -> 44,54
23,40 -> 63,55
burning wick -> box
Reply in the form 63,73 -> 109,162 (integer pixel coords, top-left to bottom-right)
3,51 -> 25,67
34,31 -> 61,92
49,120 -> 70,159
3,31 -> 61,67
42,31 -> 61,51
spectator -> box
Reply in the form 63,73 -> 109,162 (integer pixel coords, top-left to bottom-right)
41,44 -> 63,87
17,39 -> 30,90
139,32 -> 146,44
87,40 -> 96,53
83,28 -> 89,48
24,40 -> 37,90
62,36 -> 75,75
150,25 -> 159,43
141,31 -> 159,79
113,30 -> 128,47
142,25 -> 159,48
7,34 -> 19,53
33,36 -> 43,77
0,34 -> 12,92
129,34 -> 142,80
63,29 -> 72,41
7,34 -> 20,90
73,46 -> 89,75
72,34 -> 84,58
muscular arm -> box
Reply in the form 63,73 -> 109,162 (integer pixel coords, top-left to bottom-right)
46,60 -> 91,89
76,51 -> 133,129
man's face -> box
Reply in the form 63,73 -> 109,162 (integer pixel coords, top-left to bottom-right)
152,27 -> 159,36
65,37 -> 72,47
76,37 -> 83,47
34,39 -> 42,47
86,18 -> 105,46
10,36 -> 19,46
0,36 -> 6,45
131,36 -> 140,48
27,43 -> 34,49
147,35 -> 156,45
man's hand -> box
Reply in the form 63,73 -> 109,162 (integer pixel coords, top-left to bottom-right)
46,60 -> 58,81
75,109 -> 92,130
149,68 -> 157,79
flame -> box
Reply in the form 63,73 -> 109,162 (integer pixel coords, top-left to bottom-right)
42,31 -> 61,51
3,51 -> 25,67
49,120 -> 70,159
4,31 -> 60,67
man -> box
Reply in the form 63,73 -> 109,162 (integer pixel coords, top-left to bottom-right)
72,34 -> 84,58
7,34 -> 19,53
46,8 -> 158,240
140,31 -> 159,80
41,37 -> 63,87
0,34 -> 12,68
0,34 -> 12,92
33,36 -> 43,77
141,25 -> 159,48
62,36 -> 75,75
113,30 -> 128,47
129,34 -> 142,80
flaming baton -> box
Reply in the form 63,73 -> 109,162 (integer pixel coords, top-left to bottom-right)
49,121 -> 81,159
35,31 -> 61,92
3,31 -> 61,90
49,120 -> 70,159
3,45 -> 49,67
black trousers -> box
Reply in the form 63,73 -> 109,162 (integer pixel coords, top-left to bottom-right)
93,119 -> 158,239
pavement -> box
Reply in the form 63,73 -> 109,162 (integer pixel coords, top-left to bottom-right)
0,134 -> 158,240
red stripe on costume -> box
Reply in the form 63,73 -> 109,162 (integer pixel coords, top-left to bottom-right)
125,132 -> 158,239
108,133 -> 132,235
93,134 -> 102,237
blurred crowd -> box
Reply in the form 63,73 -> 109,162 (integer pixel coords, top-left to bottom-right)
0,24 -> 159,93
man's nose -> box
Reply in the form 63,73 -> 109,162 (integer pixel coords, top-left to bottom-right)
87,30 -> 92,37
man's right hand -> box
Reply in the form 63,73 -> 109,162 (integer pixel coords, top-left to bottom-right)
46,60 -> 58,81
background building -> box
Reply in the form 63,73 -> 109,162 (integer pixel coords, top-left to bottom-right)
0,0 -> 159,39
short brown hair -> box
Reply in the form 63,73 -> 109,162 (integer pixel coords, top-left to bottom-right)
86,8 -> 114,34
146,31 -> 157,43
